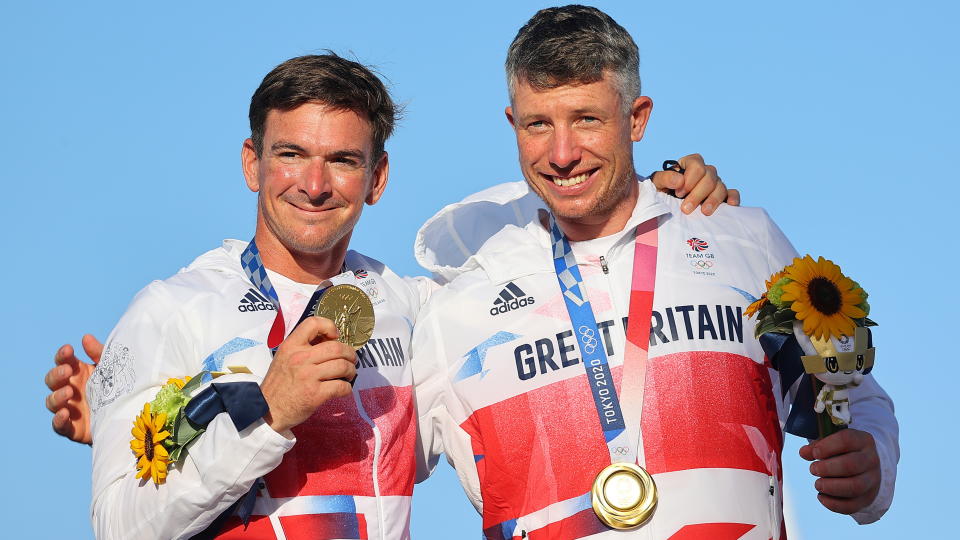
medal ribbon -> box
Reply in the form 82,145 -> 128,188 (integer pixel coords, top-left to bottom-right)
240,239 -> 331,352
549,216 -> 658,466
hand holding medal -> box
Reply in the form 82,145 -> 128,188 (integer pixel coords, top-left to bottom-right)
260,285 -> 375,432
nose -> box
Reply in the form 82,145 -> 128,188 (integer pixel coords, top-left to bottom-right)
301,158 -> 331,201
548,126 -> 582,170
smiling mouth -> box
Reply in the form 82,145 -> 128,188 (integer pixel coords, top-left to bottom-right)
546,170 -> 594,187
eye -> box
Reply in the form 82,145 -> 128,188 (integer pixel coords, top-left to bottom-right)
331,156 -> 362,169
856,354 -> 864,371
277,151 -> 300,163
527,120 -> 549,132
825,357 -> 839,373
581,116 -> 599,123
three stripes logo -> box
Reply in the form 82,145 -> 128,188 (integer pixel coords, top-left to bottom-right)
490,282 -> 536,316
237,288 -> 277,313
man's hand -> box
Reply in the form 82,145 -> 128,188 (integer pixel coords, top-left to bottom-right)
44,334 -> 102,445
800,428 -> 881,515
650,153 -> 740,215
260,316 -> 358,433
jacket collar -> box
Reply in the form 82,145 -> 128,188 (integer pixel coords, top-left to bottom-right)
475,179 -> 674,285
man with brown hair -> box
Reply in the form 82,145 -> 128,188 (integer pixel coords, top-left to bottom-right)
80,53 -> 430,539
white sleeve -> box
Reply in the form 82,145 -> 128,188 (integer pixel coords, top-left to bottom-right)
760,208 -> 799,272
847,374 -> 899,523
89,283 -> 295,539
762,212 -> 899,523
411,300 -> 447,484
402,275 -> 441,313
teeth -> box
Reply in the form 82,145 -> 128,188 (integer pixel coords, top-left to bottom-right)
552,172 -> 589,187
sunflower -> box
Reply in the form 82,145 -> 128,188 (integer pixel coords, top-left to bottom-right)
745,269 -> 789,317
165,375 -> 192,390
780,255 -> 866,340
130,403 -> 171,485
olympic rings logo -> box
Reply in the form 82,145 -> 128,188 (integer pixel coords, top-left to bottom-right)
689,259 -> 714,269
612,446 -> 629,456
578,325 -> 598,354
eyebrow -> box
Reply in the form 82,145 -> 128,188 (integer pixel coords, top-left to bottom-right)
270,142 -> 369,162
327,149 -> 368,162
570,107 -> 603,116
270,141 -> 308,153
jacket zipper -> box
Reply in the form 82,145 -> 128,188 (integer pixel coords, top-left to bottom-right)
599,255 -> 609,274
353,391 -> 385,539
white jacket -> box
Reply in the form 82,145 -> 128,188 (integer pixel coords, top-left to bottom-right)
89,240 -> 431,540
412,180 -> 898,539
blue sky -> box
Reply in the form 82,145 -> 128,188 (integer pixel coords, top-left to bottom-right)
3,1 -> 955,538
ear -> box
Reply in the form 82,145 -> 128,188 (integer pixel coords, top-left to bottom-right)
365,151 -> 390,205
629,96 -> 653,142
505,106 -> 516,128
241,138 -> 261,193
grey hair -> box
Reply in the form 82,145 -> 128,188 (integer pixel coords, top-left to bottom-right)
505,5 -> 641,112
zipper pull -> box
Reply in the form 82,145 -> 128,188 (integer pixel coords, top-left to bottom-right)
599,256 -> 609,274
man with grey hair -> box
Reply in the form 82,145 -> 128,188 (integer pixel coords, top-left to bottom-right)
412,5 -> 898,538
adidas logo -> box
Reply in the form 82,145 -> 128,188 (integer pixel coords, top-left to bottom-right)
489,282 -> 535,316
237,288 -> 277,313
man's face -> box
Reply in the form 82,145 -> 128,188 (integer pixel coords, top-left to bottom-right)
241,103 -> 388,256
506,75 -> 651,231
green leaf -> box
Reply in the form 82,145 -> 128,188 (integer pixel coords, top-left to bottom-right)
755,306 -> 798,337
174,416 -> 201,447
180,372 -> 207,396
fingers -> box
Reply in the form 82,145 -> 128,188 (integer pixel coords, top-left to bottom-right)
804,429 -> 882,515
649,170 -> 682,192
814,472 -> 878,499
675,153 -> 706,199
54,344 -> 77,366
817,492 -> 875,515
284,316 -> 340,348
726,188 -> 740,206
302,343 -> 358,384
44,363 -> 71,390
52,408 -> 72,436
312,357 -> 358,385
809,429 -> 874,460
809,448 -> 877,478
682,165 -> 722,215
798,442 -> 815,461
81,334 -> 104,364
45,384 -> 75,413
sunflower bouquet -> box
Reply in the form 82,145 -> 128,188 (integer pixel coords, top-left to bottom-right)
747,255 -> 876,438
130,375 -> 202,485
130,366 -> 261,485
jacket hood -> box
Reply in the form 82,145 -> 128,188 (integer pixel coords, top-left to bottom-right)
414,181 -> 545,282
415,178 -> 671,283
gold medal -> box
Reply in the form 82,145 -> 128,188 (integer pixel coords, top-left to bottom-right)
313,284 -> 375,349
591,462 -> 657,529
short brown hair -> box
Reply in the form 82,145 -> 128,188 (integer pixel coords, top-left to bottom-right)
249,53 -> 397,160
506,5 -> 640,109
